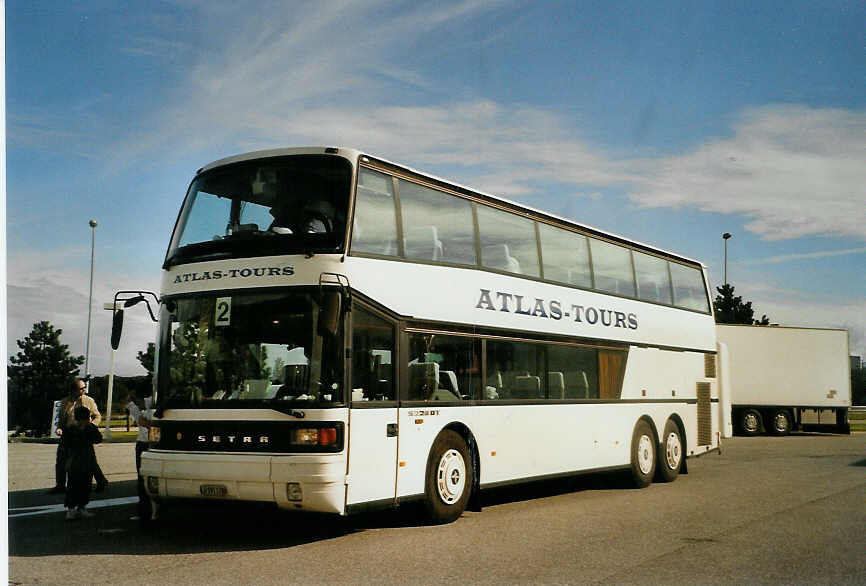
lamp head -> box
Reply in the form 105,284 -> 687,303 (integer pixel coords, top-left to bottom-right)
722,232 -> 732,240
89,219 -> 98,228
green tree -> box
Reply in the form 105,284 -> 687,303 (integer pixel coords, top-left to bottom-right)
713,284 -> 771,325
7,321 -> 84,435
171,322 -> 209,401
272,357 -> 286,383
137,342 -> 155,383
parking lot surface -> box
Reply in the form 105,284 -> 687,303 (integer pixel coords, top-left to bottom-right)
8,433 -> 866,585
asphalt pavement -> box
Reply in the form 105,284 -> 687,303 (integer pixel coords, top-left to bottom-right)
8,433 -> 866,585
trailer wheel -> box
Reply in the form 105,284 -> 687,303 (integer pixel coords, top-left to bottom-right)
424,430 -> 472,524
629,420 -> 656,488
656,419 -> 683,483
739,409 -> 762,436
769,409 -> 792,435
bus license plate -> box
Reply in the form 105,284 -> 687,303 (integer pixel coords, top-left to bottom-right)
200,484 -> 228,497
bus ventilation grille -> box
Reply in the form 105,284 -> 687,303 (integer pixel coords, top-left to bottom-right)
704,354 -> 716,378
697,382 -> 712,446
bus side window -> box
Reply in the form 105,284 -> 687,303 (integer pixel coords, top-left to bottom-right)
633,250 -> 673,304
547,344 -> 600,399
486,340 -> 545,400
399,179 -> 477,266
538,223 -> 592,289
669,262 -> 710,312
351,308 -> 395,401
477,205 -> 540,277
590,238 -> 636,298
352,168 -> 398,257
407,333 -> 480,402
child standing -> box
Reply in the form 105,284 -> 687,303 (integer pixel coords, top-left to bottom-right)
63,405 -> 103,520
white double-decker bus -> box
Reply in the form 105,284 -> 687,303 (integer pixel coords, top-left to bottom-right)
141,146 -> 721,523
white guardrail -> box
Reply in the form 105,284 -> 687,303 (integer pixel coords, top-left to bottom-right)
849,406 -> 866,414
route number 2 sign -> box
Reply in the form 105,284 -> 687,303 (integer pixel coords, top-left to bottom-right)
215,297 -> 232,326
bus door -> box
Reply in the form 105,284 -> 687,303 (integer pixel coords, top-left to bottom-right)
346,306 -> 399,507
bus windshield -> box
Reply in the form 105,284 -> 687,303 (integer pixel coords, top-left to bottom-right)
156,290 -> 344,409
165,154 -> 352,266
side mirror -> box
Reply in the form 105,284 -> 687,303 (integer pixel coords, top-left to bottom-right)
111,309 -> 124,350
318,291 -> 342,338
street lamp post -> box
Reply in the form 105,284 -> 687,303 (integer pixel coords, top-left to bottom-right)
84,219 -> 98,378
103,302 -> 120,441
722,232 -> 732,286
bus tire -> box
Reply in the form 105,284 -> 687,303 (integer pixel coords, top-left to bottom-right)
424,430 -> 472,524
739,409 -> 762,436
629,419 -> 656,488
656,419 -> 683,483
769,409 -> 792,435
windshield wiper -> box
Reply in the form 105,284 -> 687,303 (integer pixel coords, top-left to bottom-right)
163,243 -> 234,268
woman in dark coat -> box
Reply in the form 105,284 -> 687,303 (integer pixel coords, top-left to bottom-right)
63,405 -> 103,520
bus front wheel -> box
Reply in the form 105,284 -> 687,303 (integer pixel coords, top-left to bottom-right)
424,430 -> 472,524
629,420 -> 656,488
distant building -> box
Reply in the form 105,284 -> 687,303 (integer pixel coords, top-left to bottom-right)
851,355 -> 862,371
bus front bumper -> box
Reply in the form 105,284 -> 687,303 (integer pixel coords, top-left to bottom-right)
140,450 -> 346,514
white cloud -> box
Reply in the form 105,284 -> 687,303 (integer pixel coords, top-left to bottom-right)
628,105 -> 866,241
745,247 -> 866,265
102,0 -> 511,171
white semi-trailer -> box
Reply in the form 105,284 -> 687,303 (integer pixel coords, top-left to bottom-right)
716,324 -> 851,436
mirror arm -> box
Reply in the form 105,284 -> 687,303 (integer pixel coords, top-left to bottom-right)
110,290 -> 161,350
317,272 -> 351,309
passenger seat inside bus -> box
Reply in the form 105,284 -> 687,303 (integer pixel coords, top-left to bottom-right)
408,362 -> 439,400
514,374 -> 541,398
351,219 -> 397,256
438,370 -> 460,397
483,244 -> 521,274
404,225 -> 443,261
484,371 -> 503,399
548,372 -> 565,399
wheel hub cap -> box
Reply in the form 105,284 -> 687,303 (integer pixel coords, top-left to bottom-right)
774,413 -> 788,431
436,449 -> 466,505
637,434 -> 653,475
665,432 -> 682,470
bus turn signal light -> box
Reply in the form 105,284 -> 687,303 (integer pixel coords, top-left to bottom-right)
292,427 -> 338,446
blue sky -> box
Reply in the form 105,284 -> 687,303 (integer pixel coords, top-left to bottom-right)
5,0 -> 865,375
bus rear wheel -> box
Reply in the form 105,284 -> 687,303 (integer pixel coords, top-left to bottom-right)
424,430 -> 472,524
655,419 -> 683,483
629,420 -> 656,488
